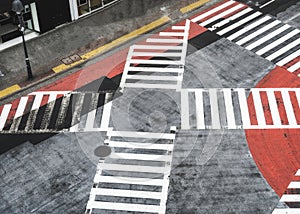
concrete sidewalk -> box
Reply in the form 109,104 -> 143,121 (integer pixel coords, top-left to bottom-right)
0,0 -> 217,100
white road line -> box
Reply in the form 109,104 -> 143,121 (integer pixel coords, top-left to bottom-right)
195,90 -> 205,129
84,93 -> 99,131
246,25 -> 291,51
55,94 -> 72,128
191,1 -> 236,23
276,48 -> 300,66
281,90 -> 297,125
90,188 -> 162,199
288,181 -> 300,189
160,174 -> 170,213
146,38 -> 183,43
86,201 -> 161,213
181,89 -> 190,129
260,0 -> 275,8
210,7 -> 253,29
98,163 -> 169,174
245,125 -> 300,129
256,29 -> 299,55
69,93 -> 85,132
125,83 -> 179,89
0,104 -> 12,131
227,16 -> 272,41
180,19 -> 190,64
251,89 -> 266,126
288,61 -> 300,72
93,175 -> 164,186
280,194 -> 300,202
172,26 -> 185,30
9,96 -> 30,132
272,209 -> 300,214
266,90 -> 281,126
159,32 -> 185,37
236,89 -> 251,128
29,91 -> 70,96
296,169 -> 300,176
236,20 -> 281,45
132,52 -> 182,57
223,89 -> 236,129
84,109 -> 97,131
128,67 -> 183,73
39,94 -> 57,130
126,75 -> 178,81
130,59 -> 183,65
296,90 -> 300,110
48,93 -> 58,103
109,153 -> 172,162
217,11 -> 262,36
287,12 -> 300,22
209,89 -> 221,129
31,93 -> 43,111
107,130 -> 175,139
201,4 -> 245,27
100,100 -> 112,131
133,45 -> 183,50
107,141 -> 174,150
266,37 -> 300,61
120,46 -> 134,90
14,96 -> 29,119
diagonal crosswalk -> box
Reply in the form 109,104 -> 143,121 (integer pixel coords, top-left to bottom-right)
273,169 -> 300,213
85,127 -> 176,214
191,0 -> 300,76
119,19 -> 191,91
181,88 -> 300,130
0,91 -> 115,134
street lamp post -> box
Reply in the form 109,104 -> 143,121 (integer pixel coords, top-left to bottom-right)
12,0 -> 33,80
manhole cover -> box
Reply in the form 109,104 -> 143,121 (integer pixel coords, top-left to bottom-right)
94,145 -> 112,158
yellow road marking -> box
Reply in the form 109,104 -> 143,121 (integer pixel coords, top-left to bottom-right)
53,16 -> 170,73
0,84 -> 21,99
180,0 -> 210,13
52,60 -> 84,73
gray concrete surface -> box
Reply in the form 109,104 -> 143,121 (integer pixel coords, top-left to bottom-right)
167,130 -> 278,214
277,1 -> 300,29
0,133 -> 96,214
0,0 -> 220,90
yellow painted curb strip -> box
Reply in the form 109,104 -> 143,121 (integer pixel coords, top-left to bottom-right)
0,84 -> 21,99
180,0 -> 210,13
53,16 -> 171,73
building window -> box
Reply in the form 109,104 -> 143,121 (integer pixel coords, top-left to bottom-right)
0,3 -> 40,44
0,11 -> 19,44
77,0 -> 118,17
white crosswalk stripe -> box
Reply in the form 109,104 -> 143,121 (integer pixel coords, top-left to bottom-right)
85,127 -> 176,214
273,169 -> 300,213
0,91 -> 115,133
191,0 -> 300,74
181,88 -> 300,130
120,20 -> 190,91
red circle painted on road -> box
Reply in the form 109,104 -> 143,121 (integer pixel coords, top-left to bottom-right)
245,66 -> 300,196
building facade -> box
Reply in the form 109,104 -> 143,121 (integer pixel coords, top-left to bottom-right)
0,0 -> 119,48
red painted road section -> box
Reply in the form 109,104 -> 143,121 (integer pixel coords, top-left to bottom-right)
245,66 -> 300,197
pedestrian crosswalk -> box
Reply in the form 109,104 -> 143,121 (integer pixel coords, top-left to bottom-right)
181,88 -> 300,130
119,19 -> 190,91
191,0 -> 300,76
0,91 -> 114,134
273,169 -> 300,213
85,127 -> 176,214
